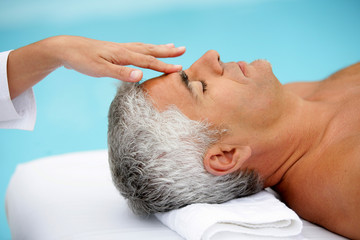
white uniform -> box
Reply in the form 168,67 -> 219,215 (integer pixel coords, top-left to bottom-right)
0,50 -> 36,130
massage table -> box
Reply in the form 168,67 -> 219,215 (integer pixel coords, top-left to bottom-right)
5,150 -> 347,239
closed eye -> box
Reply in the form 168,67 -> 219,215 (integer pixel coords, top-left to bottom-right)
180,70 -> 207,94
200,80 -> 207,93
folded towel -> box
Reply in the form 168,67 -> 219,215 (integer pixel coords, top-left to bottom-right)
155,190 -> 303,240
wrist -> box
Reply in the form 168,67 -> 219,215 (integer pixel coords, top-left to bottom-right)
7,37 -> 65,99
40,36 -> 70,69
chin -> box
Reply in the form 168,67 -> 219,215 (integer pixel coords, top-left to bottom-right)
252,59 -> 272,67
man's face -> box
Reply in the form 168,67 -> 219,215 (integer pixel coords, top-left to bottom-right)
142,50 -> 284,141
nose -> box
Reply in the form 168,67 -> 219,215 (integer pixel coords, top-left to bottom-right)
202,50 -> 220,62
189,50 -> 222,75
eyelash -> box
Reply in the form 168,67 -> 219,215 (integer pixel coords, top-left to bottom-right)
200,80 -> 208,93
183,71 -> 208,93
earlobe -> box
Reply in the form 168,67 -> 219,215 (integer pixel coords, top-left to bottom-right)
203,144 -> 252,176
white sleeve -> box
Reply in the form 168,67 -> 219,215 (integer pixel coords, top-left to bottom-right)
0,50 -> 36,130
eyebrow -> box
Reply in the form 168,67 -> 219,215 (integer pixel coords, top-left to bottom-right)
179,71 -> 194,96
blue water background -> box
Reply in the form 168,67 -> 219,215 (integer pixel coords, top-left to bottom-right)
0,0 -> 359,239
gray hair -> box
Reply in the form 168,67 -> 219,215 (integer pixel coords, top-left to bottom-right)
107,82 -> 263,215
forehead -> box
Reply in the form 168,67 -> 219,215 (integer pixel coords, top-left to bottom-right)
141,73 -> 200,119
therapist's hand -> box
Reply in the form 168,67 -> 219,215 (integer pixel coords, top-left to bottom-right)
7,35 -> 185,99
57,36 -> 185,82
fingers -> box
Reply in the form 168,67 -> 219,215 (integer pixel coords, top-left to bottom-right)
102,53 -> 181,82
104,63 -> 143,82
124,50 -> 183,74
96,41 -> 186,81
122,42 -> 186,58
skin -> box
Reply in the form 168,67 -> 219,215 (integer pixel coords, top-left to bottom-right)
142,50 -> 360,239
7,35 -> 186,99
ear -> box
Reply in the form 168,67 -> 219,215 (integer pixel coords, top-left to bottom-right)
203,144 -> 252,176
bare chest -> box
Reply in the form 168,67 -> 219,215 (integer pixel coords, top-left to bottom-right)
318,86 -> 360,137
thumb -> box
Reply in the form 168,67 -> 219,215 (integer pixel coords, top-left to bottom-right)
106,64 -> 143,82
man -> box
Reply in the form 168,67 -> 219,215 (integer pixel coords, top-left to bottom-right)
108,50 -> 360,239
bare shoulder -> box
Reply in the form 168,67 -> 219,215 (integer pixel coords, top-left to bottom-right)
274,135 -> 360,239
312,136 -> 360,238
284,62 -> 360,100
320,62 -> 360,91
325,61 -> 360,82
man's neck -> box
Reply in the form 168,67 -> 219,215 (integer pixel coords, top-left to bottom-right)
246,90 -> 330,188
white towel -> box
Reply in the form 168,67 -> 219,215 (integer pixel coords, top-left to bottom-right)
155,190 -> 303,240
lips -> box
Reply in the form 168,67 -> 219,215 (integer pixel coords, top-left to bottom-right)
237,61 -> 247,76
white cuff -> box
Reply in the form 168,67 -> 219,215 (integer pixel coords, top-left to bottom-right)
0,50 -> 36,130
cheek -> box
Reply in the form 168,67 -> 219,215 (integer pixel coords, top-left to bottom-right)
202,88 -> 246,124
212,86 -> 243,108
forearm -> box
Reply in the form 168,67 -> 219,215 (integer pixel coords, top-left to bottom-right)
6,35 -> 185,99
7,36 -> 63,99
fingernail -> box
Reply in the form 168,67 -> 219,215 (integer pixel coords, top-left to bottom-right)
130,70 -> 142,81
165,43 -> 175,47
174,65 -> 182,70
177,46 -> 186,51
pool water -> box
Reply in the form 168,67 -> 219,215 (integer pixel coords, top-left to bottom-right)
0,0 -> 359,238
